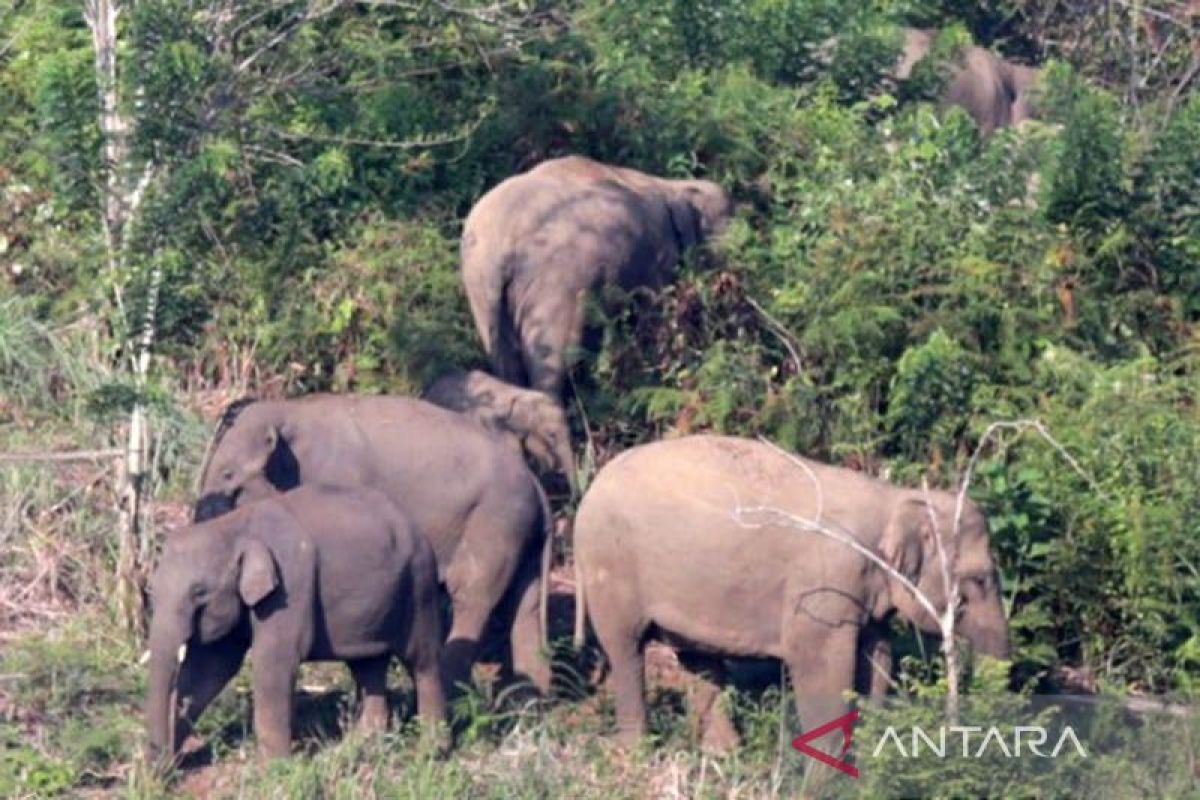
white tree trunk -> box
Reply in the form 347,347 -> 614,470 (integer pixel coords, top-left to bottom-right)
84,0 -> 156,639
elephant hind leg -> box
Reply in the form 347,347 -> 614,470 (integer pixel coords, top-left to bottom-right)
584,578 -> 648,743
677,652 -> 739,752
348,656 -> 391,734
439,519 -> 521,701
518,289 -> 585,398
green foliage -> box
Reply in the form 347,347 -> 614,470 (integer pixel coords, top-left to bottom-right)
886,329 -> 975,460
1042,66 -> 1128,233
3,0 -> 1200,792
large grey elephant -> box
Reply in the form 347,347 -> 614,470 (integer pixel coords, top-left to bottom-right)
422,369 -> 576,496
461,155 -> 733,397
896,28 -> 1040,135
146,485 -> 444,764
193,394 -> 553,697
573,435 -> 1009,762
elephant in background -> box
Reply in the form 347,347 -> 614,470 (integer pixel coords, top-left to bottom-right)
193,394 -> 553,698
145,485 -> 444,764
461,155 -> 733,397
422,369 -> 577,497
895,28 -> 1041,135
573,435 -> 1009,764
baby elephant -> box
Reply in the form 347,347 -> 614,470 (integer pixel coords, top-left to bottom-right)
144,485 -> 445,765
422,369 -> 576,495
573,435 -> 1008,764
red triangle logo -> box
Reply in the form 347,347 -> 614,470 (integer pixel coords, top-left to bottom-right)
790,709 -> 860,778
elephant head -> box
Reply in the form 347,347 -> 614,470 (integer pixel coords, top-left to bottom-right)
144,520 -> 278,763
505,391 -> 578,496
194,400 -> 299,522
662,179 -> 733,251
877,492 -> 1009,659
423,370 -> 578,496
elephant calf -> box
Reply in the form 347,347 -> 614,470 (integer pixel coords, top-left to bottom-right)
573,435 -> 1008,763
422,369 -> 576,495
145,485 -> 445,764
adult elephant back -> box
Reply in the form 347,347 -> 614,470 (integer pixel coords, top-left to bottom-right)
193,394 -> 553,695
461,156 -> 732,397
896,28 -> 1040,136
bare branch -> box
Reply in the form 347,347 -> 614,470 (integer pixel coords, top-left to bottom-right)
233,0 -> 348,75
0,449 -> 123,463
953,418 -> 1104,542
744,295 -> 804,377
259,107 -> 490,150
754,436 -> 824,524
732,504 -> 944,626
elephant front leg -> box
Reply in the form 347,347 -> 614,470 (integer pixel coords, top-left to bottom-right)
856,620 -> 893,702
175,638 -> 248,753
348,656 -> 391,735
440,596 -> 491,703
251,647 -> 298,759
783,622 -> 860,787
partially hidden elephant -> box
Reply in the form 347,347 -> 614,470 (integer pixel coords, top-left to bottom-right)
461,155 -> 733,397
145,485 -> 444,764
422,369 -> 576,497
572,435 -> 1009,762
193,394 -> 553,697
896,28 -> 1041,135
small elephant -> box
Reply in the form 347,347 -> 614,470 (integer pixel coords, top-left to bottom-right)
895,28 -> 1040,136
193,394 -> 553,698
145,485 -> 445,764
422,369 -> 577,496
573,435 -> 1009,763
461,155 -> 733,397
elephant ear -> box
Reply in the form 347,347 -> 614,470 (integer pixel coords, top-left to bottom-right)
237,539 -> 279,607
665,195 -> 702,252
880,498 -> 931,581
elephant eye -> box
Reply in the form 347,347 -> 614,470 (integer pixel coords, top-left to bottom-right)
189,584 -> 208,602
221,468 -> 235,483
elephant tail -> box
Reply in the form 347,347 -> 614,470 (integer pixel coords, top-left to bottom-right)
462,236 -> 525,385
533,478 -> 554,649
572,528 -> 586,651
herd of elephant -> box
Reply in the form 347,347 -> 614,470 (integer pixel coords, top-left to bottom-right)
144,31 -> 1027,773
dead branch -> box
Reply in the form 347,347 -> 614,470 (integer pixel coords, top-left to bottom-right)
744,295 -> 804,376
0,449 -> 123,463
732,504 -> 943,626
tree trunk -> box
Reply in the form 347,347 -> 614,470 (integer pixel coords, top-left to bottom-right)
84,0 -> 155,639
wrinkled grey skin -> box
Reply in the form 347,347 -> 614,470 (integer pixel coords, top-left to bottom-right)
145,485 -> 444,765
422,369 -> 577,496
194,394 -> 553,698
896,28 -> 1041,136
462,155 -> 733,397
573,435 -> 1009,767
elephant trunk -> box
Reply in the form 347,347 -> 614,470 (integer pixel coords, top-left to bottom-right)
962,595 -> 1010,660
144,620 -> 189,765
971,624 -> 1010,660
